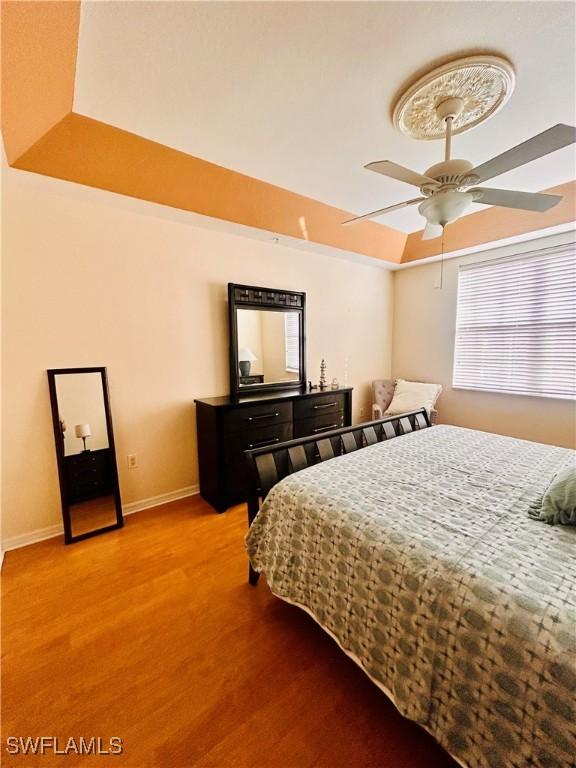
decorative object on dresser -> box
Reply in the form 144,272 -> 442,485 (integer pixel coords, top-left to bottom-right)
47,367 -> 124,544
228,283 -> 306,396
195,388 -> 352,512
319,359 -> 327,389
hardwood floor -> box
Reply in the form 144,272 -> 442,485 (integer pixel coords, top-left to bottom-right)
2,496 -> 458,768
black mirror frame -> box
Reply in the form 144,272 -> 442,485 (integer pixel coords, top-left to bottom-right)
47,366 -> 124,544
228,283 -> 306,398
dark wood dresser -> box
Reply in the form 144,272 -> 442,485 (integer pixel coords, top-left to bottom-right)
63,448 -> 112,504
195,387 -> 352,511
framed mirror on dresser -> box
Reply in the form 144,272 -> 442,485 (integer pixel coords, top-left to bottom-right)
195,283 -> 352,512
228,283 -> 306,396
47,367 -> 124,543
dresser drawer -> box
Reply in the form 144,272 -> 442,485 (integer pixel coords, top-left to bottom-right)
195,388 -> 352,512
294,411 -> 345,438
69,468 -> 106,488
294,393 -> 346,420
66,451 -> 107,467
65,451 -> 109,479
225,421 -> 293,462
223,401 -> 293,432
70,477 -> 110,498
64,451 -> 111,497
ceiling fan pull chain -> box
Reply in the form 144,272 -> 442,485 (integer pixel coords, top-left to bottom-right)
439,226 -> 446,290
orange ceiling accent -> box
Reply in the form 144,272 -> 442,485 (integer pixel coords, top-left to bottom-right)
13,112 -> 407,261
1,0 -> 80,164
1,1 -> 574,265
402,181 -> 576,262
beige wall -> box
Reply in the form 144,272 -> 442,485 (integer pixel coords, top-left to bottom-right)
392,232 -> 576,449
260,311 -> 293,382
236,309 -> 264,376
2,166 -> 394,545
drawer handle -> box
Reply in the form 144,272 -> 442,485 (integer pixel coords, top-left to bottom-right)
247,411 -> 280,422
313,424 -> 339,433
313,402 -> 337,409
248,437 -> 281,449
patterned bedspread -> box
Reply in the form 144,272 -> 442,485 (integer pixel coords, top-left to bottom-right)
246,425 -> 576,768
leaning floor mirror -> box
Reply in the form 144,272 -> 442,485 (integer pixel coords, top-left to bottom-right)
47,367 -> 123,544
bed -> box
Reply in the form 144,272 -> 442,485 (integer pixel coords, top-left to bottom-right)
245,417 -> 576,768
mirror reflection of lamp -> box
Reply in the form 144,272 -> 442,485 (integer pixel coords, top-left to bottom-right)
75,423 -> 92,452
238,347 -> 257,377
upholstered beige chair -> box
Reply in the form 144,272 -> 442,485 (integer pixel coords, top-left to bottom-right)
372,379 -> 439,424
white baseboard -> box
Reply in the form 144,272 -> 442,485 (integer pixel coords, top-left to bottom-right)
1,484 -> 199,553
2,522 -> 63,552
122,485 -> 198,516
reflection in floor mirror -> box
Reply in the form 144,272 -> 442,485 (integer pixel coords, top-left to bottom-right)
47,367 -> 124,544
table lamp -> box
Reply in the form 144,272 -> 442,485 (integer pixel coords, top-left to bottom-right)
238,347 -> 257,377
75,423 -> 92,452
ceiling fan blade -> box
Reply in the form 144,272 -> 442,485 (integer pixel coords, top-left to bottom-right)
469,124 -> 576,185
364,160 -> 438,188
342,197 -> 424,226
471,187 -> 563,212
422,222 -> 443,241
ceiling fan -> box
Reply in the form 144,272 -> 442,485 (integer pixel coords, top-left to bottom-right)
343,97 -> 576,240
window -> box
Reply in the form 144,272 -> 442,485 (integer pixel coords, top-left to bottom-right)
284,312 -> 300,373
453,244 -> 576,399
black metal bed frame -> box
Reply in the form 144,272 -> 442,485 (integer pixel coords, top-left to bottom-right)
244,407 -> 431,585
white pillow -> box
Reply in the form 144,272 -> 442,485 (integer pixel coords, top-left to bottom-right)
384,379 -> 442,416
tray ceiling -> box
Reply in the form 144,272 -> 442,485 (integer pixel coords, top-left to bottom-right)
74,1 -> 576,233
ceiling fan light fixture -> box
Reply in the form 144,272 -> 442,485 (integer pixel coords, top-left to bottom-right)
418,190 -> 474,226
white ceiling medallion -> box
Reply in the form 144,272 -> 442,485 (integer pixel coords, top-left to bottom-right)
393,55 -> 516,140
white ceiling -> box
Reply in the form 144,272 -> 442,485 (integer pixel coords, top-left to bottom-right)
74,1 -> 576,233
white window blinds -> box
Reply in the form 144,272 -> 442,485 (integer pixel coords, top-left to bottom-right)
285,312 -> 300,372
453,243 -> 576,399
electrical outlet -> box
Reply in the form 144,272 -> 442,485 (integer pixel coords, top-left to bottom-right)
127,454 -> 138,469
359,407 -> 365,418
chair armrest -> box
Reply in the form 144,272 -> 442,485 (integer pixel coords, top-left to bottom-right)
372,403 -> 383,420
